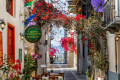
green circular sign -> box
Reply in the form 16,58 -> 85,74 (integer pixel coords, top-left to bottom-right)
25,25 -> 42,43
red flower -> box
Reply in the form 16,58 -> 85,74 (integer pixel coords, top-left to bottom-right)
91,53 -> 94,55
65,22 -> 68,24
34,17 -> 37,20
17,71 -> 21,75
102,32 -> 105,34
47,4 -> 50,7
32,8 -> 36,14
75,14 -> 86,21
38,3 -> 42,6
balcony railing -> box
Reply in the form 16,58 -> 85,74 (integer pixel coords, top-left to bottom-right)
104,0 -> 120,28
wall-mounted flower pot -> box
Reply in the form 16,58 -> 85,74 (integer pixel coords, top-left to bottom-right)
97,76 -> 104,80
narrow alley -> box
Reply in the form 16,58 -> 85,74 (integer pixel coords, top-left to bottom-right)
47,64 -> 86,80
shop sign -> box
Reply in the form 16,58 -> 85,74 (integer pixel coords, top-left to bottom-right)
25,25 -> 42,43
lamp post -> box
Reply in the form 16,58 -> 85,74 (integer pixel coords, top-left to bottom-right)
0,20 -> 6,30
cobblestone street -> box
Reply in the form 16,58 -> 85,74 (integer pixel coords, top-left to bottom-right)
48,64 -> 87,80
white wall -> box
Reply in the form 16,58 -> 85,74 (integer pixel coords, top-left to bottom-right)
107,32 -> 116,73
0,0 -> 24,70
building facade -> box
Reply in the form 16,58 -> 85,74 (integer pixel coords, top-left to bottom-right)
104,0 -> 120,80
0,0 -> 24,71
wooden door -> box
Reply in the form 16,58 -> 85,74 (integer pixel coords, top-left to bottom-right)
8,23 -> 15,63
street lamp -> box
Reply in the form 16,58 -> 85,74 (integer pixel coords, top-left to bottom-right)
0,20 -> 6,30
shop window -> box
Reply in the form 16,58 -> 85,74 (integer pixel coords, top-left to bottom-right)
7,23 -> 15,63
0,32 -> 3,65
6,0 -> 13,16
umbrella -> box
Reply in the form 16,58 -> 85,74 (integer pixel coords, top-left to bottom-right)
24,13 -> 37,27
91,0 -> 105,12
24,0 -> 34,3
25,0 -> 36,6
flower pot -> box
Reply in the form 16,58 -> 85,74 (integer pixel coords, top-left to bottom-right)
97,76 -> 104,80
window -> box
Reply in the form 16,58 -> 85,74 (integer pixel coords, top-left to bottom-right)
0,32 -> 3,65
6,0 -> 13,16
7,23 -> 15,63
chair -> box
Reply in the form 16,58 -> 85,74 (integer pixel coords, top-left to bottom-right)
42,72 -> 50,77
32,75 -> 42,80
59,73 -> 64,80
49,76 -> 58,80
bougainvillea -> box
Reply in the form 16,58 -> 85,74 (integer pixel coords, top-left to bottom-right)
27,0 -> 72,28
9,59 -> 21,78
32,54 -> 42,59
61,32 -> 77,54
49,48 -> 56,56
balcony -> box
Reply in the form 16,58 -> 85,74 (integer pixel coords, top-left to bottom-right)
104,0 -> 120,32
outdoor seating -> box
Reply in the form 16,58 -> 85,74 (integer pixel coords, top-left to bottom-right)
32,75 -> 42,80
49,76 -> 58,80
32,72 -> 64,80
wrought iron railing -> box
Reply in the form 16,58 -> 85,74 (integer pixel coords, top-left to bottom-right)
104,0 -> 118,27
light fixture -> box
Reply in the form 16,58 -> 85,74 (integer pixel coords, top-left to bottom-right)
115,37 -> 119,41
0,20 -> 6,30
20,33 -> 24,40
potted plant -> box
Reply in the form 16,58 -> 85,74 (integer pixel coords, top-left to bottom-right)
86,66 -> 92,80
94,52 -> 105,80
50,69 -> 53,73
22,54 -> 37,80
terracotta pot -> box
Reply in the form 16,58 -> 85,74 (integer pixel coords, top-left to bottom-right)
97,76 -> 104,80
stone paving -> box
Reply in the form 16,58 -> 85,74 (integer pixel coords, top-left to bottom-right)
47,64 -> 87,80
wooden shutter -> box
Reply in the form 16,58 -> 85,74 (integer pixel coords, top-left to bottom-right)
6,0 -> 13,16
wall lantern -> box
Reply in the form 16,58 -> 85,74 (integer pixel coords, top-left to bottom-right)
0,20 -> 6,30
20,33 -> 24,40
115,37 -> 119,41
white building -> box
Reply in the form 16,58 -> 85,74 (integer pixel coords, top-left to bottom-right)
104,0 -> 120,80
0,0 -> 24,70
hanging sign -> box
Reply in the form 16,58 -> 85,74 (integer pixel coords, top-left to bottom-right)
0,32 -> 3,65
25,25 -> 42,43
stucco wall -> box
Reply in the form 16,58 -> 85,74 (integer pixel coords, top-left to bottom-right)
107,32 -> 116,73
0,0 -> 24,70
37,28 -> 47,75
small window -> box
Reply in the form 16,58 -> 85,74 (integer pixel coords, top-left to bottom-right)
6,0 -> 13,16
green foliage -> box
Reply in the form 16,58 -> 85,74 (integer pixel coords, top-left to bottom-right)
86,66 -> 92,77
0,54 -> 11,79
94,52 -> 106,70
22,54 -> 37,80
